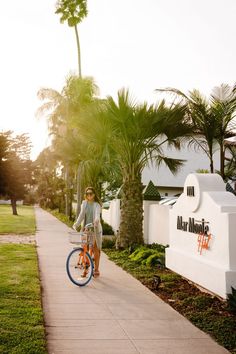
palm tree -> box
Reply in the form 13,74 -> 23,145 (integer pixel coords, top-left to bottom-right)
55,0 -> 88,77
79,89 -> 191,247
156,88 -> 218,173
211,84 -> 236,179
224,145 -> 236,181
37,75 -> 99,216
157,84 -> 236,177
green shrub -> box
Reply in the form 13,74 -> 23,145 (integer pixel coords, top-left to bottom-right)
102,237 -> 116,249
128,247 -> 144,258
146,253 -> 165,267
147,243 -> 168,252
227,287 -> 236,314
129,248 -> 154,263
129,245 -> 166,267
102,220 -> 114,235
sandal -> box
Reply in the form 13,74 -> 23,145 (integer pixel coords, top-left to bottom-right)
81,269 -> 88,278
94,270 -> 100,277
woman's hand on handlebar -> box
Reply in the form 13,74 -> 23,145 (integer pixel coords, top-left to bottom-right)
94,220 -> 99,227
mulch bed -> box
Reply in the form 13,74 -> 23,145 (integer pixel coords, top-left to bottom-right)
104,248 -> 236,354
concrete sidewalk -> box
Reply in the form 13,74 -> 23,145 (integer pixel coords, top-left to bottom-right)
35,207 -> 229,354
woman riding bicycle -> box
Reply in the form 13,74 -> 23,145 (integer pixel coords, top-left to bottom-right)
73,187 -> 102,277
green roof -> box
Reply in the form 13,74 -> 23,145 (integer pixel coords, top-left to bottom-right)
143,180 -> 161,201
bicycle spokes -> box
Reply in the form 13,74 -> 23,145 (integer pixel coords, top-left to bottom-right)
66,247 -> 93,286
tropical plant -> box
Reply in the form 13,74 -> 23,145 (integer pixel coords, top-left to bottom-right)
55,0 -> 88,77
224,146 -> 236,181
157,84 -> 236,177
79,89 -> 191,247
227,286 -> 236,314
211,84 -> 236,178
37,75 -> 107,216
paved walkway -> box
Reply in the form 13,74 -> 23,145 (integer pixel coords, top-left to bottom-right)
35,207 -> 229,354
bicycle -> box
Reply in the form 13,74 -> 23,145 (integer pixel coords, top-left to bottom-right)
66,223 -> 95,286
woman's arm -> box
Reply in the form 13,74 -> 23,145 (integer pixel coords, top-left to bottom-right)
94,203 -> 101,226
73,201 -> 86,228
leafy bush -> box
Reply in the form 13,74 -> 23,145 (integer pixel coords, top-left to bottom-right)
129,248 -> 154,263
147,243 -> 168,252
102,237 -> 116,249
129,245 -> 166,267
146,253 -> 165,267
227,287 -> 236,314
102,220 -> 114,235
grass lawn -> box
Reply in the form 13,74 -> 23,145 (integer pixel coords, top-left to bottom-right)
0,244 -> 46,354
103,247 -> 236,354
0,205 -> 36,235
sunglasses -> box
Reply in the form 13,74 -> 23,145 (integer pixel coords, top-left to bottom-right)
86,192 -> 94,196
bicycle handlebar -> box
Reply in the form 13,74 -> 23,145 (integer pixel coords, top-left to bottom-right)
72,222 -> 94,231
84,223 -> 94,228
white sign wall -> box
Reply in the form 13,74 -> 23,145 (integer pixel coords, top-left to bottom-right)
166,173 -> 236,299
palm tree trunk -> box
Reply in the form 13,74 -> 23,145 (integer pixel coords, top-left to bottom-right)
74,25 -> 82,78
220,143 -> 225,179
117,175 -> 144,248
209,147 -> 214,173
210,159 -> 214,173
76,164 -> 83,217
74,24 -> 82,216
65,164 -> 70,217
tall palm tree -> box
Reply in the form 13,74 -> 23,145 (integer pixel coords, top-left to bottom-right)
55,0 -> 88,77
157,84 -> 236,177
79,89 -> 191,247
37,75 -> 99,216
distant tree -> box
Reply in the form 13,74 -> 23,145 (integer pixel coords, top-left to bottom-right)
0,133 -> 9,195
34,148 -> 66,211
55,0 -> 88,77
0,132 -> 33,215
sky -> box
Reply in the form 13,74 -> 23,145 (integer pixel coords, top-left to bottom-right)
0,0 -> 235,160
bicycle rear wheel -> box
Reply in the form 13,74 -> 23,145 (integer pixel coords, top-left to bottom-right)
66,247 -> 94,286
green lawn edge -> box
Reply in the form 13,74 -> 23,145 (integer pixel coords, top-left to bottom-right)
0,244 -> 47,354
0,205 -> 36,235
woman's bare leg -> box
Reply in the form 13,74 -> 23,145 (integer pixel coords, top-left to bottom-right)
94,241 -> 101,274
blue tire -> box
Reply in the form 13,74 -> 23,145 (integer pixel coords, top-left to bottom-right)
66,247 -> 94,286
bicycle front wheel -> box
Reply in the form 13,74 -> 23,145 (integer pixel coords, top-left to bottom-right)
66,247 -> 94,286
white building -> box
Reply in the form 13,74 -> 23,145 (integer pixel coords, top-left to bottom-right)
142,141 -> 220,196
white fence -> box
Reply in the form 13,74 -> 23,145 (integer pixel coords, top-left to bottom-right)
102,199 -> 170,245
102,199 -> 121,233
0,200 -> 23,205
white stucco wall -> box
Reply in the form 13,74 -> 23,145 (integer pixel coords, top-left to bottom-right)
142,141 -> 220,188
103,199 -> 170,245
148,204 -> 170,245
166,173 -> 236,299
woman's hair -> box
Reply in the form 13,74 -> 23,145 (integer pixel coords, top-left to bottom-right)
84,186 -> 102,206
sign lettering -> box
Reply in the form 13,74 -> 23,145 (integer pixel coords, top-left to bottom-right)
177,216 -> 209,234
